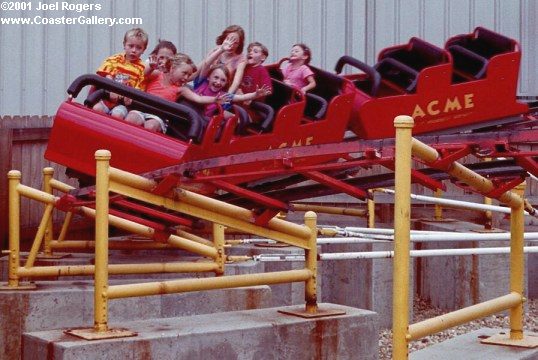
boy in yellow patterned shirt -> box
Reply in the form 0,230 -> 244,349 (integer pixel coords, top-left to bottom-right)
93,28 -> 148,119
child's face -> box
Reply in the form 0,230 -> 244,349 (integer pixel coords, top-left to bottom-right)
208,68 -> 228,92
289,45 -> 307,63
156,47 -> 175,72
170,64 -> 193,86
123,36 -> 146,61
247,46 -> 266,66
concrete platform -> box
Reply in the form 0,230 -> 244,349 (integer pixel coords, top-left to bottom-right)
1,280 -> 271,360
22,303 -> 378,360
410,328 -> 538,360
320,240 -> 414,329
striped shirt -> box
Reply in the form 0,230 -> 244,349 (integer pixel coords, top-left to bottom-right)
96,52 -> 145,90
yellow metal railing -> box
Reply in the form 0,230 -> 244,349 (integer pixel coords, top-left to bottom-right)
5,149 -> 322,339
392,116 -> 534,359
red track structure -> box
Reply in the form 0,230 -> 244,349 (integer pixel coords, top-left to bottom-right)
45,27 -> 538,227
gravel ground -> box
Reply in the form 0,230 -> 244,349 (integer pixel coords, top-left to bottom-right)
378,297 -> 538,359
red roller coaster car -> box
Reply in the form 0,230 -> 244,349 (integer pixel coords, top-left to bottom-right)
45,27 -> 529,192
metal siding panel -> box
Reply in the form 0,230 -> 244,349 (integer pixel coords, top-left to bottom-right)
206,0 -> 229,57
300,0 -> 323,67
276,0 -> 300,61
422,0 -> 446,45
472,0 -> 495,29
447,0 -> 471,40
252,0 -> 275,62
229,0 -> 251,36
158,0 -> 182,46
398,0 -> 421,42
1,10 -> 24,115
324,0 -> 348,70
374,0 -> 397,55
182,0 -> 205,63
350,0 -> 368,64
23,24 -> 45,115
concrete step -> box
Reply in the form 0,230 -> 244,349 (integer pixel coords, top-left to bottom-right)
22,303 -> 379,360
410,328 -> 538,360
1,280 -> 271,360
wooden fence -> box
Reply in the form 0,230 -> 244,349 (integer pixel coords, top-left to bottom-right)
0,116 -> 79,248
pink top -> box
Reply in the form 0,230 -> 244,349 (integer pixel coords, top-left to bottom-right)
145,72 -> 179,102
194,79 -> 224,117
283,64 -> 314,90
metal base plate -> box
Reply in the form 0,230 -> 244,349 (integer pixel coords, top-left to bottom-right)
278,306 -> 346,319
65,327 -> 137,340
481,331 -> 538,348
35,253 -> 72,259
0,282 -> 37,291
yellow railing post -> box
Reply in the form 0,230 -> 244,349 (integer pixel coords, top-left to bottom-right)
213,223 -> 225,276
304,211 -> 318,314
510,182 -> 526,340
7,170 -> 21,287
367,190 -> 375,228
94,150 -> 110,333
42,167 -> 54,256
392,116 -> 414,360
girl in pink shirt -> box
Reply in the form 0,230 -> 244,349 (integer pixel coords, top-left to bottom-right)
283,43 -> 316,94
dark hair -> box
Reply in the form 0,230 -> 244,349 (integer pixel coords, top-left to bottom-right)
150,39 -> 177,56
293,43 -> 311,64
208,64 -> 231,87
248,42 -> 269,58
216,25 -> 245,55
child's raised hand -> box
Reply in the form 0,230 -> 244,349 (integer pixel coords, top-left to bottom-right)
221,36 -> 236,52
255,84 -> 272,97
123,97 -> 132,106
148,54 -> 158,69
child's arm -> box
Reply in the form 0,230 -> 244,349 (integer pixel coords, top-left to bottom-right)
301,75 -> 316,93
178,86 -> 224,105
228,85 -> 271,103
198,37 -> 236,80
228,60 -> 247,94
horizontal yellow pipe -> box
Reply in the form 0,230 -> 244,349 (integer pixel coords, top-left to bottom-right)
109,181 -> 311,248
176,229 -> 214,248
17,184 -> 56,204
411,139 -> 523,208
80,207 -> 218,258
292,204 -> 367,217
108,174 -> 310,239
50,240 -> 173,250
107,269 -> 312,299
174,187 -> 311,240
408,292 -> 523,341
110,167 -> 156,191
17,262 -> 219,277
49,179 -> 75,193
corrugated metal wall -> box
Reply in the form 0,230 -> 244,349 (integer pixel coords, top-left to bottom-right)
0,0 -> 536,116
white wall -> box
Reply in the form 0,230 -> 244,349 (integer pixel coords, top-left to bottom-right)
1,0 -> 536,116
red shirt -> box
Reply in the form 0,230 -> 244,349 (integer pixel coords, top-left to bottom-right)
240,64 -> 272,100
